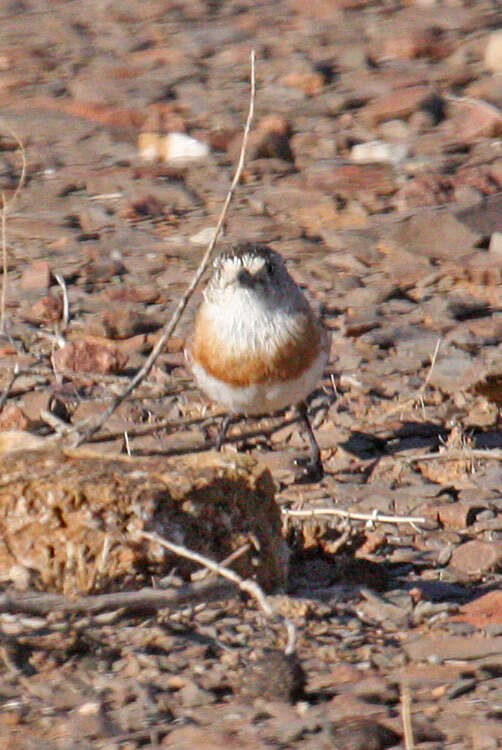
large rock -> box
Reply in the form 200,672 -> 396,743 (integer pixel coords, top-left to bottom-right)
0,449 -> 286,594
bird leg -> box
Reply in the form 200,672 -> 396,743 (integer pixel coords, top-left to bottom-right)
215,413 -> 237,451
295,401 -> 324,481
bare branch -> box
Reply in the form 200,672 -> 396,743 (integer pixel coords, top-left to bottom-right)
54,271 -> 70,329
0,580 -> 235,617
140,530 -> 274,618
283,506 -> 426,525
401,681 -> 415,750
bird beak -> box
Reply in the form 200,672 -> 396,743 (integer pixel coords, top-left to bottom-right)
237,267 -> 255,288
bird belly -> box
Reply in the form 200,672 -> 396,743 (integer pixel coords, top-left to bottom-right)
191,345 -> 328,415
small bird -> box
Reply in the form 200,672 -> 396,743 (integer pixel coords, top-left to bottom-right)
189,243 -> 330,479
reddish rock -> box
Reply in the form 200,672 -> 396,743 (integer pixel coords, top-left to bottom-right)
361,85 -> 434,125
229,115 -> 293,163
282,70 -> 325,96
437,502 -> 484,530
0,404 -> 29,431
85,304 -> 159,339
52,339 -> 128,374
449,540 -> 502,577
306,163 -> 397,197
103,284 -> 160,304
485,30 -> 502,73
452,590 -> 502,628
446,99 -> 502,141
385,211 -> 479,260
20,260 -> 51,291
25,294 -> 63,324
379,27 -> 451,61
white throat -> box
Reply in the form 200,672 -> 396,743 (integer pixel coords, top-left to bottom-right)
204,288 -> 301,356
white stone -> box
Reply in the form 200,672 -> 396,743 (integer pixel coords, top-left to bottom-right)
485,31 -> 502,73
350,140 -> 409,165
489,232 -> 502,257
163,132 -> 210,163
189,226 -> 219,246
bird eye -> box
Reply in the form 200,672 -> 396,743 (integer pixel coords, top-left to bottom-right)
265,260 -> 274,275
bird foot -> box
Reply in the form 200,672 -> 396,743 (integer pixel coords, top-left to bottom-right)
294,454 -> 324,483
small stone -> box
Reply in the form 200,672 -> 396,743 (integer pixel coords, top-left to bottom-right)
20,260 -> 51,291
350,140 -> 409,165
327,718 -> 400,750
178,681 -> 215,707
162,132 -> 210,163
485,30 -> 502,73
282,70 -> 325,96
436,502 -> 484,530
362,85 -> 434,125
233,650 -> 305,703
451,590 -> 502,629
25,294 -> 63,324
189,226 -> 219,245
85,305 -> 158,339
447,99 -> 502,141
489,232 -> 502,257
0,405 -> 29,432
449,541 -> 502,577
53,339 -> 128,374
306,162 -> 397,197
138,131 -> 161,161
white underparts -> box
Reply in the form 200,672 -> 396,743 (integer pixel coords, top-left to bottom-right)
191,345 -> 328,415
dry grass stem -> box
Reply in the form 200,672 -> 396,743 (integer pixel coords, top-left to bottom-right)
283,506 -> 426,525
385,338 -> 441,419
54,271 -> 70,329
398,447 -> 502,462
401,681 -> 415,750
191,541 -> 251,582
74,49 -> 256,446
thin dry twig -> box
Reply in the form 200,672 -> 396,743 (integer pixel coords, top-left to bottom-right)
141,530 -> 274,618
54,271 -> 70,329
0,122 -> 27,334
401,681 -> 415,750
283,506 -> 426,525
0,580 -> 236,617
191,541 -> 251,582
384,338 -> 441,419
73,50 -> 256,446
397,448 -> 502,463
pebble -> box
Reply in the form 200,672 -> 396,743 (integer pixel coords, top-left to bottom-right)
164,132 -> 210,162
489,232 -> 502,257
138,131 -> 210,163
350,140 -> 409,165
449,541 -> 502,577
189,226 -> 219,245
485,31 -> 502,73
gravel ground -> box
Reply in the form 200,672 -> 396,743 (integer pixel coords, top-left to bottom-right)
0,0 -> 502,747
